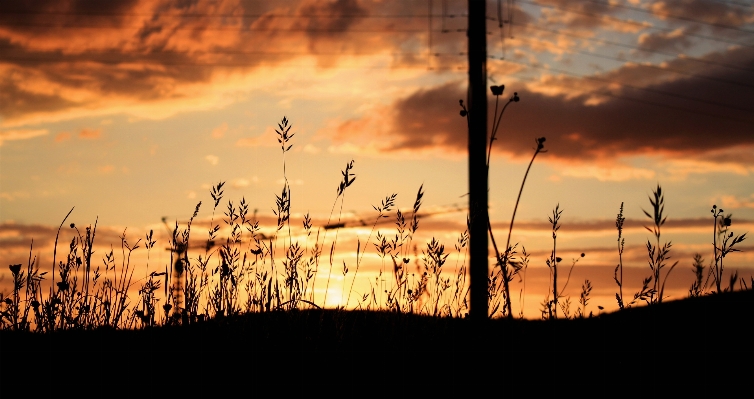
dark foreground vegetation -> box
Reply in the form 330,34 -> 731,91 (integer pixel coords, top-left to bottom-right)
3,286 -> 752,350
2,289 -> 751,393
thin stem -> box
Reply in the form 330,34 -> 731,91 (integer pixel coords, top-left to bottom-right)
487,99 -> 514,167
504,143 -> 544,256
51,207 -> 75,298
713,212 -> 720,292
324,194 -> 346,307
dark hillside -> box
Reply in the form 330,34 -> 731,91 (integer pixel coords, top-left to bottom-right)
1,289 -> 752,393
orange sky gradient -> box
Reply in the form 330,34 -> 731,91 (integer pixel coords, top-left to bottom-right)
1,0 -> 753,318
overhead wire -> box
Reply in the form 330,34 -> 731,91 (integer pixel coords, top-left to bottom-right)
517,0 -> 754,48
0,2 -> 752,119
512,22 -> 754,73
0,9 -> 449,19
0,56 -> 466,70
0,20 -> 436,33
511,35 -> 754,91
3,37 -> 749,98
583,0 -> 754,35
701,0 -> 753,8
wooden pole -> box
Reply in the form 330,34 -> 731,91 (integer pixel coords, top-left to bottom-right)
467,0 -> 488,321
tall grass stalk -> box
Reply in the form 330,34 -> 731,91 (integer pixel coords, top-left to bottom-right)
345,193 -> 396,307
614,203 -> 626,310
642,184 -> 677,304
488,137 -> 546,318
709,205 -> 747,293
322,160 -> 356,307
543,204 -> 563,319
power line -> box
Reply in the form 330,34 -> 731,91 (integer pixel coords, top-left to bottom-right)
0,9 -> 454,19
513,22 -> 754,73
583,0 -> 754,35
1,3 -> 750,116
0,47 -> 464,58
1,25 -> 750,88
0,20 -> 440,33
708,0 -> 754,8
2,47 -> 747,112
0,54 -> 466,70
512,36 -> 754,91
2,26 -> 750,91
518,0 -> 754,48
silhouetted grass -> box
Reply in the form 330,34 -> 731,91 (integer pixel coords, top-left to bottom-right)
0,105 -> 750,359
2,134 -> 750,333
2,96 -> 753,395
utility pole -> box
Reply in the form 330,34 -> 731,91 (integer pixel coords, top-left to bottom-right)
467,0 -> 488,321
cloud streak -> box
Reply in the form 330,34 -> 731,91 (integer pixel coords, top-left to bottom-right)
0,128 -> 48,145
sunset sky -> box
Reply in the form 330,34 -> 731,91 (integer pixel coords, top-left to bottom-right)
1,0 -> 753,317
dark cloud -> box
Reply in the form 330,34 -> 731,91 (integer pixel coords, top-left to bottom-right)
0,0 -> 141,39
387,81 -> 467,152
535,0 -> 621,29
0,69 -> 79,119
335,46 -> 754,162
248,0 -> 371,63
637,26 -> 698,53
298,0 -> 368,38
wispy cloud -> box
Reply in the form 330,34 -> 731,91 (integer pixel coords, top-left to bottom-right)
559,165 -> 656,182
205,154 -> 219,166
0,128 -> 48,146
231,177 -> 258,188
236,126 -> 279,148
211,122 -> 228,139
54,132 -> 71,142
719,194 -> 754,210
0,191 -> 31,202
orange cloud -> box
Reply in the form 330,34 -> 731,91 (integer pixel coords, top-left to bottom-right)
211,123 -> 228,139
719,194 -> 754,210
98,165 -> 115,174
236,126 -> 279,148
0,0 -> 419,125
78,128 -> 102,139
55,132 -> 71,142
